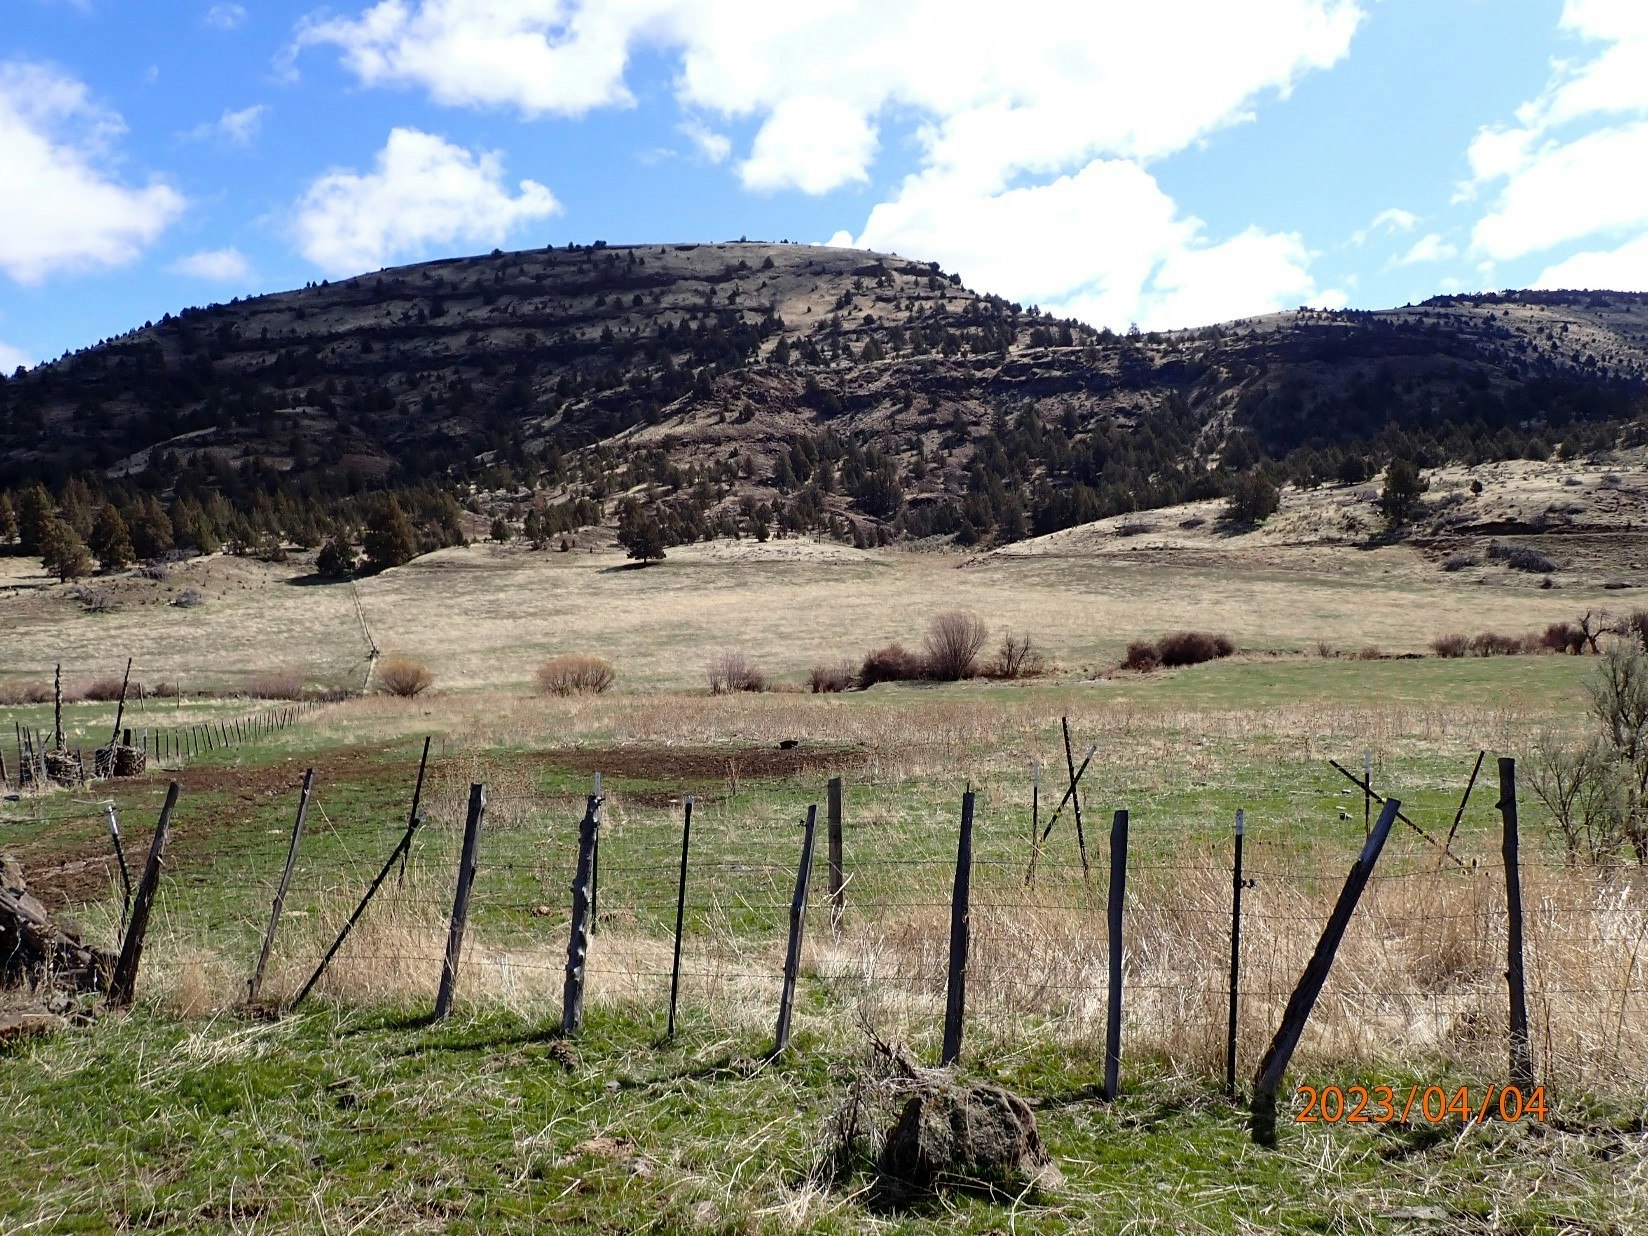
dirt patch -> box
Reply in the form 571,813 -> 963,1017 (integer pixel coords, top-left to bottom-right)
541,741 -> 867,787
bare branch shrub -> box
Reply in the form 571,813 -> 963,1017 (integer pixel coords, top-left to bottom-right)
707,651 -> 766,694
537,654 -> 617,696
376,657 -> 434,698
1156,631 -> 1235,667
1469,632 -> 1526,657
1354,645 -> 1383,660
808,660 -> 856,693
859,644 -> 925,686
1528,733 -> 1624,865
1541,622 -> 1587,654
81,676 -> 134,701
923,610 -> 988,681
1431,634 -> 1470,658
0,681 -> 53,705
1122,640 -> 1162,672
244,670 -> 306,700
988,631 -> 1046,679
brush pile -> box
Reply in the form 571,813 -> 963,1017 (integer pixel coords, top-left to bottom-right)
0,855 -> 115,993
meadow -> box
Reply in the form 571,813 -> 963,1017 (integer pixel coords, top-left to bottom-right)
3,533 -> 1646,1233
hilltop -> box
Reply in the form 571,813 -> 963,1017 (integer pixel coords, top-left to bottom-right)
2,241 -> 1647,554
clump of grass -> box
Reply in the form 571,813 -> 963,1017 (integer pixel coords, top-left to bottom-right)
707,651 -> 766,694
537,654 -> 617,696
376,657 -> 434,698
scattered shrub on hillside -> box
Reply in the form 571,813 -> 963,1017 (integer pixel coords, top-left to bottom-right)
149,680 -> 182,698
1432,634 -> 1470,658
1157,631 -> 1236,667
537,654 -> 616,696
0,681 -> 53,705
1122,640 -> 1163,672
924,611 -> 989,681
1470,632 -> 1527,657
1487,541 -> 1558,573
173,587 -> 205,608
245,670 -> 306,699
81,675 -> 135,701
1441,551 -> 1476,572
1355,646 -> 1384,660
73,585 -> 117,613
1316,641 -> 1339,659
1528,732 -> 1623,865
1601,473 -> 1623,489
1115,520 -> 1154,537
808,660 -> 856,693
707,651 -> 766,694
859,643 -> 925,686
377,657 -> 434,698
1178,516 -> 1207,530
987,631 -> 1046,679
1542,622 -> 1588,655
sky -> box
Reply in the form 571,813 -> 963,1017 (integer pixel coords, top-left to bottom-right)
3,0 -> 1647,373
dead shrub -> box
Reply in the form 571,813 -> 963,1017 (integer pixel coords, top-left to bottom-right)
376,657 -> 434,698
537,654 -> 617,697
923,610 -> 989,681
1469,632 -> 1525,657
1542,622 -> 1587,654
808,660 -> 856,693
81,676 -> 133,701
859,643 -> 926,686
0,681 -> 53,705
987,631 -> 1045,679
707,651 -> 766,694
1431,634 -> 1470,658
1355,646 -> 1384,660
1487,541 -> 1558,573
244,670 -> 305,699
1122,640 -> 1163,672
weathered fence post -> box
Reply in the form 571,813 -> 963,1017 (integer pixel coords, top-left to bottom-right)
53,663 -> 63,749
106,782 -> 180,1009
1250,796 -> 1401,1145
104,804 -> 133,931
667,795 -> 693,1039
433,783 -> 486,1020
562,794 -> 599,1035
247,768 -> 314,1005
1104,809 -> 1128,1099
107,658 -> 133,749
588,772 -> 603,936
827,776 -> 845,932
291,738 -> 432,1010
772,805 -> 818,1058
1062,717 -> 1090,878
1499,757 -> 1535,1091
1226,808 -> 1248,1097
941,788 -> 975,1067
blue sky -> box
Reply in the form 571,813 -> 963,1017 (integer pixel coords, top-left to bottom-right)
3,0 -> 1647,372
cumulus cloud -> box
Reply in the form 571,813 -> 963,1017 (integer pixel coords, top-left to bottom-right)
0,62 -> 186,284
1468,1 -> 1648,270
185,103 -> 267,145
677,118 -> 729,163
205,3 -> 248,30
1393,233 -> 1458,266
169,247 -> 252,280
292,126 -> 560,274
1350,207 -> 1417,245
1536,233 -> 1648,290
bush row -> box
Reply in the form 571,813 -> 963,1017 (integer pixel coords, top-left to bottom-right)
1121,631 -> 1236,673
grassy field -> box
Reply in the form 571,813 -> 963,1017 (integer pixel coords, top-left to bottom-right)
4,537 -> 1647,1233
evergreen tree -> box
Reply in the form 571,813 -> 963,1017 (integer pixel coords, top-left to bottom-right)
363,498 -> 418,572
524,508 -> 546,548
88,503 -> 134,571
128,496 -> 174,560
0,492 -> 15,544
490,516 -> 512,543
1378,458 -> 1428,527
1223,470 -> 1281,525
616,504 -> 666,563
315,535 -> 356,579
39,517 -> 92,581
15,484 -> 53,555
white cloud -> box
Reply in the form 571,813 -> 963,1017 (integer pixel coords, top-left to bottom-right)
185,103 -> 267,145
169,247 -> 252,280
1467,2 -> 1648,269
298,0 -> 1362,318
0,339 -> 31,373
292,126 -> 560,274
0,61 -> 186,284
1393,233 -> 1458,266
677,118 -> 729,163
205,3 -> 248,30
1535,232 -> 1648,290
1349,206 -> 1417,246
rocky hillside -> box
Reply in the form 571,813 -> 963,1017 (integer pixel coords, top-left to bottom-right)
3,241 -> 1647,551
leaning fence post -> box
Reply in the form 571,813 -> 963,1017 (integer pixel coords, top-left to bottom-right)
106,782 -> 180,1009
1250,796 -> 1401,1144
1104,808 -> 1128,1099
562,795 -> 599,1036
104,804 -> 133,932
433,783 -> 486,1020
667,795 -> 694,1039
1062,717 -> 1090,878
941,788 -> 975,1066
1499,757 -> 1535,1091
827,776 -> 845,932
1226,808 -> 1249,1097
247,768 -> 314,1006
772,805 -> 818,1058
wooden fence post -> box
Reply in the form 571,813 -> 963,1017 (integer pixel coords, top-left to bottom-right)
588,773 -> 603,937
247,768 -> 314,1005
667,795 -> 693,1039
827,777 -> 845,932
106,782 -> 180,1009
941,789 -> 975,1066
1499,757 -> 1535,1091
772,805 -> 818,1057
562,795 -> 598,1035
1104,809 -> 1128,1099
1227,808 -> 1249,1097
1062,717 -> 1090,878
1250,796 -> 1401,1144
104,804 -> 133,931
291,738 -> 432,1010
433,783 -> 486,1020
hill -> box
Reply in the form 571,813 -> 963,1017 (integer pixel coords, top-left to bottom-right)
3,241 -> 1647,558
